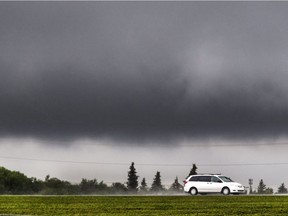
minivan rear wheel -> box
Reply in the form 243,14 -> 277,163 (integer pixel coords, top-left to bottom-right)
190,187 -> 198,195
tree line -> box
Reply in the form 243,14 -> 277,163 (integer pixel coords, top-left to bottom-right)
252,179 -> 288,195
0,163 -> 287,195
0,163 -> 183,195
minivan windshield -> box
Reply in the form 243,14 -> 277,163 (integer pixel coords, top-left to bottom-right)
219,176 -> 233,182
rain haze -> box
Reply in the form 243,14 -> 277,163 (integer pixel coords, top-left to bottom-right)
1,2 -> 288,190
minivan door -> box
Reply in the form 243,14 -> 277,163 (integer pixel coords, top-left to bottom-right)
197,176 -> 212,192
210,176 -> 224,192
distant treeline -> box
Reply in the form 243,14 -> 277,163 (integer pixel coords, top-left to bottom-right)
1,164 -> 287,195
0,164 -> 183,195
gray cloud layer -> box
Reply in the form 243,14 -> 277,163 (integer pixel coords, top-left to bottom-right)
1,2 -> 288,142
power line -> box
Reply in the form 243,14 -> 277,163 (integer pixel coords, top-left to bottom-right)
0,156 -> 128,166
180,142 -> 288,147
1,155 -> 288,167
198,162 -> 288,167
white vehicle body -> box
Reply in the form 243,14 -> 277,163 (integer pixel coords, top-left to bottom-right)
183,174 -> 245,195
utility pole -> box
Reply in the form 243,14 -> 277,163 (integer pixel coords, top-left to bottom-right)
249,179 -> 253,194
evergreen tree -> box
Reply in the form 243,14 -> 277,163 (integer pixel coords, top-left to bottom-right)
139,178 -> 148,193
257,179 -> 266,194
169,176 -> 183,193
150,171 -> 164,193
188,164 -> 198,176
127,162 -> 138,193
278,183 -> 288,194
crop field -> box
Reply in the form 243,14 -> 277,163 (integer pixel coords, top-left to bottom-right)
0,195 -> 288,215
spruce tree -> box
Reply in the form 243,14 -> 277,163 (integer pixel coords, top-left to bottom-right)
139,178 -> 148,193
278,183 -> 288,194
169,176 -> 183,193
188,164 -> 198,176
257,179 -> 266,194
150,171 -> 164,193
127,162 -> 138,193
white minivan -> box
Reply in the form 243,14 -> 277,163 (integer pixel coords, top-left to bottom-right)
184,174 -> 245,195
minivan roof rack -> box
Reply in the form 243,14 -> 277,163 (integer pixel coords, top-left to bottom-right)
196,173 -> 222,175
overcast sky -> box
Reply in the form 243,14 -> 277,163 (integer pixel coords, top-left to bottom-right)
1,2 -> 288,190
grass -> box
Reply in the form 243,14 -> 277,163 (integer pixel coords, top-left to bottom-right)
0,195 -> 288,215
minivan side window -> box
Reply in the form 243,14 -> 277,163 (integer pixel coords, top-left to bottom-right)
198,176 -> 211,182
212,176 -> 222,183
189,176 -> 199,181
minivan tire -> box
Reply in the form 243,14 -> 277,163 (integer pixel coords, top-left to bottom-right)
222,187 -> 230,195
190,187 -> 198,195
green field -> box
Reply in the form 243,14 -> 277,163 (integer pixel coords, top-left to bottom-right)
0,195 -> 288,215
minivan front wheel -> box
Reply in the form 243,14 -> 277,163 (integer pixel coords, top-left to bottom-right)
222,187 -> 230,195
190,187 -> 198,196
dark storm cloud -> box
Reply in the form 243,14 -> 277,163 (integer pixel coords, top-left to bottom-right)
1,2 -> 288,142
